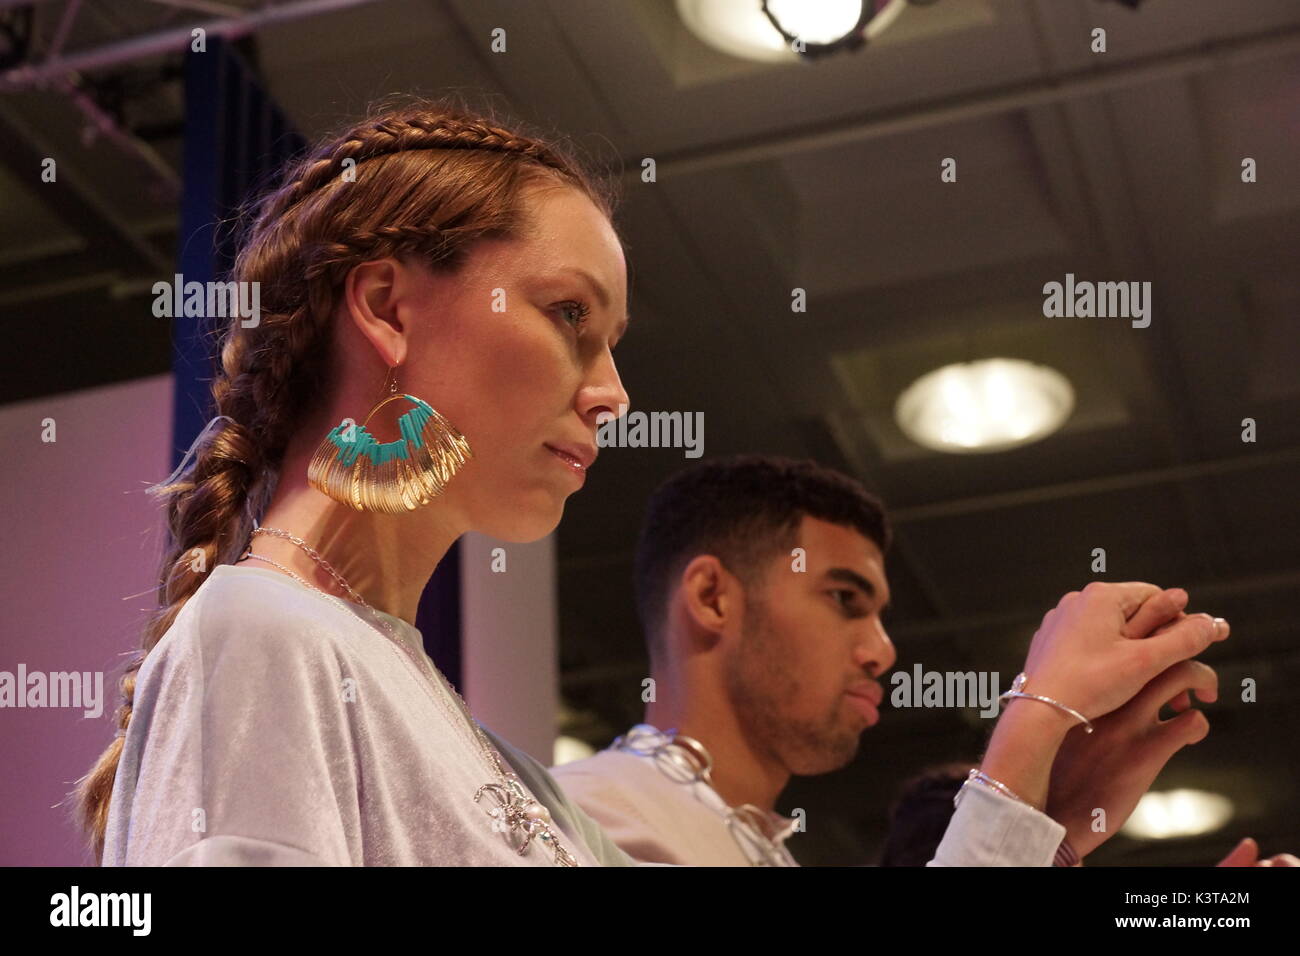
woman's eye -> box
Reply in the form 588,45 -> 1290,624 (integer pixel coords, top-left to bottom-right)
555,300 -> 591,330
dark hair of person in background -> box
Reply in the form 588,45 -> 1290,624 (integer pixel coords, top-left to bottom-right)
878,763 -> 976,866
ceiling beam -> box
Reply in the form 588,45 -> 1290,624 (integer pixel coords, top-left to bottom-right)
610,26 -> 1300,180
0,103 -> 170,274
889,446 -> 1300,523
557,446 -> 1300,573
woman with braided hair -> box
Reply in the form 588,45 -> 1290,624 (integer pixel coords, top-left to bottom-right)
77,96 -> 638,866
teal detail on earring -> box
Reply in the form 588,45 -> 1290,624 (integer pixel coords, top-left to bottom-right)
325,395 -> 434,467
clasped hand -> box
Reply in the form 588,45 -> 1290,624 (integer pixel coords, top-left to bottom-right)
1010,582 -> 1291,865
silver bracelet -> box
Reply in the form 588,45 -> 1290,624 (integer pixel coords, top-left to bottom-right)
954,769 -> 1033,809
999,672 -> 1094,734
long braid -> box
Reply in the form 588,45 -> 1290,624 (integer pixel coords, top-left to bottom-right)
74,95 -> 618,863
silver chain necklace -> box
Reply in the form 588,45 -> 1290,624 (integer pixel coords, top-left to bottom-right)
240,525 -> 578,866
613,724 -> 798,867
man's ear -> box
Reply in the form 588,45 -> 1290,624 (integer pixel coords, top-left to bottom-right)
678,554 -> 741,641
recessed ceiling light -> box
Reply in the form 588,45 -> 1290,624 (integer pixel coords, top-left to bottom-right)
1121,789 -> 1234,840
678,0 -> 902,63
894,358 -> 1074,453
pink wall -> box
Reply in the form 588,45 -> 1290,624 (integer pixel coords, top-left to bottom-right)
0,373 -> 560,863
461,531 -> 558,764
0,374 -> 173,866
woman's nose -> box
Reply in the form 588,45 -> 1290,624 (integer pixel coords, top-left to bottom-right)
582,354 -> 629,426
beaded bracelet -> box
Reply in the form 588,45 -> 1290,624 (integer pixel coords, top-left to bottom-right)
953,768 -> 1034,809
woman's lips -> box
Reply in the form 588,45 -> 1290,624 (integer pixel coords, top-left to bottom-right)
545,444 -> 589,482
545,441 -> 596,469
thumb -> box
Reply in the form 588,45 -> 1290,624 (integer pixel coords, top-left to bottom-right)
1217,837 -> 1259,867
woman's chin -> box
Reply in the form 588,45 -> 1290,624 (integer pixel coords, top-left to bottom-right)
474,490 -> 566,543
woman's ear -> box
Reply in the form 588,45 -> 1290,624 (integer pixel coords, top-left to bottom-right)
343,257 -> 408,367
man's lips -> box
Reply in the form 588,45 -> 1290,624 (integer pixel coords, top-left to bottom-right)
846,681 -> 883,726
845,693 -> 880,725
846,680 -> 884,707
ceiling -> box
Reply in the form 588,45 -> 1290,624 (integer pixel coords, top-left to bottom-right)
2,0 -> 1298,865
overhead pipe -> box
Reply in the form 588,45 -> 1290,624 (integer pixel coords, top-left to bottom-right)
0,0 -> 389,90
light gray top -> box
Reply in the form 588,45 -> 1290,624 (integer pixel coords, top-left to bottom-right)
103,563 -> 633,866
104,563 -> 1063,866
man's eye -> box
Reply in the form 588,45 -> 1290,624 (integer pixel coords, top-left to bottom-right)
830,589 -> 856,609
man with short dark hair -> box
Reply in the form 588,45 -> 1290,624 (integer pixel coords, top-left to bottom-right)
551,455 -> 1227,866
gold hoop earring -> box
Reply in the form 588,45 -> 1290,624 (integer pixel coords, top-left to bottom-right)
307,367 -> 472,513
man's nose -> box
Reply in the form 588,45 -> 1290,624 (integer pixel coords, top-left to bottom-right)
858,624 -> 897,678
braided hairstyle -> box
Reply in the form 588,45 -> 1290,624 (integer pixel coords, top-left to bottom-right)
75,94 -> 619,862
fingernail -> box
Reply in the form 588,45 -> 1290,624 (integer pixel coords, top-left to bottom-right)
1213,617 -> 1228,638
